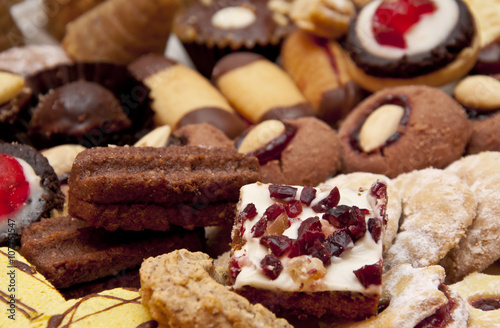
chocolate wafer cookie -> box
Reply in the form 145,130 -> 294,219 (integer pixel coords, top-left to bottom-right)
68,145 -> 261,231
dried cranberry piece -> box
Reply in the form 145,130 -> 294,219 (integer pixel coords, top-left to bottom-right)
353,260 -> 382,289
229,256 -> 242,281
348,206 -> 367,242
242,203 -> 258,219
368,217 -> 382,243
0,153 -> 30,218
269,184 -> 297,201
260,235 -> 293,257
251,217 -> 268,237
308,238 -> 332,264
297,217 -> 325,246
263,203 -> 286,221
286,200 -> 302,218
260,254 -> 283,280
325,228 -> 353,257
370,180 -> 387,199
323,205 -> 352,228
300,186 -> 317,206
312,187 -> 340,213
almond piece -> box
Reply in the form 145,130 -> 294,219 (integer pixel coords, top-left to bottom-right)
238,120 -> 286,154
42,144 -> 86,177
454,75 -> 500,110
134,125 -> 172,148
359,104 -> 405,153
0,71 -> 24,104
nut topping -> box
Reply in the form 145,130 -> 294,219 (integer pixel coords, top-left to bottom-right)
0,72 -> 24,105
238,119 -> 286,154
41,144 -> 86,177
211,6 -> 256,30
454,75 -> 500,110
359,104 -> 405,153
134,125 -> 172,147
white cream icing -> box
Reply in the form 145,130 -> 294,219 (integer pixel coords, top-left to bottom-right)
232,182 -> 385,295
356,0 -> 459,59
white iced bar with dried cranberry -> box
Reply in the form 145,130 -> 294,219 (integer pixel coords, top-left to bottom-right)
230,181 -> 387,295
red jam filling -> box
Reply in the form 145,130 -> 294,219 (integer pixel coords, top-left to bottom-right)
415,284 -> 457,328
0,154 -> 30,219
372,0 -> 437,48
471,297 -> 500,311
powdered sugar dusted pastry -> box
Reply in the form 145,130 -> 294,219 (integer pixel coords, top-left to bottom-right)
449,272 -> 500,328
236,117 -> 341,186
440,152 -> 500,283
344,0 -> 480,92
229,181 -> 388,320
338,85 -> 471,178
384,168 -> 476,271
328,264 -> 469,328
321,172 -> 401,253
140,249 -> 293,328
0,45 -> 72,76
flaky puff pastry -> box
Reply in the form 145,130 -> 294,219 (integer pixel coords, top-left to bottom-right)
62,0 -> 180,65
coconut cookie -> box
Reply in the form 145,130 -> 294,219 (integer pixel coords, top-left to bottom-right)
236,117 -> 341,186
321,172 -> 401,253
327,264 -> 469,328
449,272 -> 500,328
384,168 -> 476,271
344,0 -> 480,92
139,249 -> 293,328
440,152 -> 500,283
338,85 -> 471,178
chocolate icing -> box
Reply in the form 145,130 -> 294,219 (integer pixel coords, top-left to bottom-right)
472,37 -> 500,75
344,0 -> 476,78
211,52 -> 264,82
259,103 -> 315,122
177,107 -> 246,139
128,53 -> 177,81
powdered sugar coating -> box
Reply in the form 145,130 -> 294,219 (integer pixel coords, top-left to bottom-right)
384,168 -> 476,271
0,45 -> 72,76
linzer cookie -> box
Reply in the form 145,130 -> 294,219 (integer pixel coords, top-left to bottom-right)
128,54 -> 246,139
343,0 -> 480,92
20,215 -> 205,289
68,146 -> 260,231
338,85 -> 471,178
229,181 -> 388,320
0,142 -> 64,245
453,75 -> 500,154
236,117 -> 341,186
281,29 -> 363,127
213,52 -> 315,123
173,0 -> 294,77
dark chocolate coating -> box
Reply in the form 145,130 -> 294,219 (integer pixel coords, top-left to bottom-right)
344,0 -> 475,78
212,52 -> 264,82
128,53 -> 177,81
177,107 -> 246,139
260,103 -> 315,122
317,81 -> 364,127
28,80 -> 132,144
471,37 -> 500,75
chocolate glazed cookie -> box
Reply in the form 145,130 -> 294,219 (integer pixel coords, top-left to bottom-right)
338,85 -> 471,178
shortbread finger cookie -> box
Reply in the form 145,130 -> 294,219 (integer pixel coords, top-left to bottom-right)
384,168 -> 476,271
281,29 -> 363,127
289,0 -> 356,39
68,146 -> 260,231
129,54 -> 246,139
453,75 -> 500,154
344,0 -> 480,92
236,117 -> 341,186
321,172 -> 401,253
213,52 -> 315,123
449,272 -> 500,328
140,249 -> 293,328
327,264 -> 469,328
440,152 -> 500,283
338,85 -> 472,178
63,0 -> 179,64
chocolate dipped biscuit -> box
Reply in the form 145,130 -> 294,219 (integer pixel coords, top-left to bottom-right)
213,52 -> 315,124
281,29 -> 363,127
0,142 -> 64,245
338,85 -> 471,178
20,216 -> 204,289
453,75 -> 500,154
68,145 -> 261,231
129,53 -> 246,139
173,0 -> 294,77
236,117 -> 341,186
343,0 -> 480,92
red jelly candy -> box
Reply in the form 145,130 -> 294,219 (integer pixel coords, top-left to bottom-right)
372,0 -> 436,48
0,154 -> 30,218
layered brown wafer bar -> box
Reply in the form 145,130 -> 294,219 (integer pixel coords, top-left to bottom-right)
68,145 -> 261,231
20,215 -> 205,289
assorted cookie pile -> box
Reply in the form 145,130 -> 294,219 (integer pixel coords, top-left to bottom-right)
1,0 -> 500,327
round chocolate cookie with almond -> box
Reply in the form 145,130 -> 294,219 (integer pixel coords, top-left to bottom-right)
0,142 -> 64,245
338,85 -> 471,178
